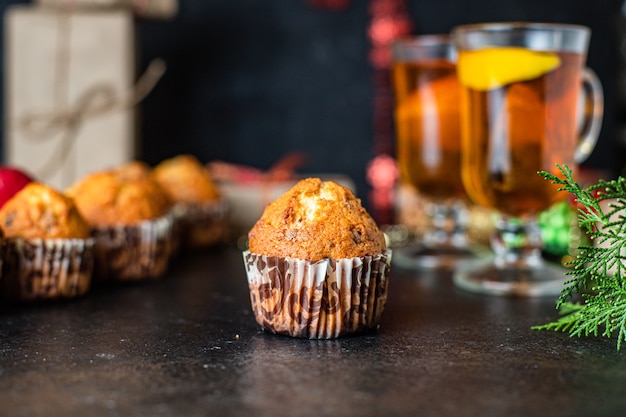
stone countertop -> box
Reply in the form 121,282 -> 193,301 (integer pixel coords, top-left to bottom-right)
0,246 -> 624,417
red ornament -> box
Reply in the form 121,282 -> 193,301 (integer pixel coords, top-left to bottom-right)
0,166 -> 34,208
367,154 -> 398,189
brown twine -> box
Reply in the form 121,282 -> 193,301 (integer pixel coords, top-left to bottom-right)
18,60 -> 166,139
15,8 -> 166,183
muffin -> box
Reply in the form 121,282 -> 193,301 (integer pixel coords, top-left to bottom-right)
152,154 -> 228,249
243,178 -> 392,339
0,182 -> 94,301
112,160 -> 152,181
66,170 -> 174,282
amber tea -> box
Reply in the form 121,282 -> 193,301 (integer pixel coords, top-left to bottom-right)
459,49 -> 584,217
393,59 -> 464,201
391,35 -> 484,271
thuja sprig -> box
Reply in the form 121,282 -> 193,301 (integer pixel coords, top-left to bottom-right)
533,164 -> 626,350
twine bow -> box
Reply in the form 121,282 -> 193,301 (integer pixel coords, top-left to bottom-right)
16,59 -> 166,181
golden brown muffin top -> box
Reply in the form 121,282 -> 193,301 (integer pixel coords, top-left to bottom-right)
152,154 -> 221,204
112,160 -> 152,181
66,171 -> 172,226
248,178 -> 386,261
0,182 -> 90,239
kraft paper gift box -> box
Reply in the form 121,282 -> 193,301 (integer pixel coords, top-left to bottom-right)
35,0 -> 178,19
4,6 -> 136,189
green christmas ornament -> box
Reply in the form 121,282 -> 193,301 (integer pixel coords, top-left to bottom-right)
538,201 -> 586,259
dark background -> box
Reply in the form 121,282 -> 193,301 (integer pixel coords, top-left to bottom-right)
1,0 -> 625,206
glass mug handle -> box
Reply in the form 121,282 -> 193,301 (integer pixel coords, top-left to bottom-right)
574,67 -> 604,163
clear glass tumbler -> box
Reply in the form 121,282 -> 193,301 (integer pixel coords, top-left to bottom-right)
391,34 -> 486,270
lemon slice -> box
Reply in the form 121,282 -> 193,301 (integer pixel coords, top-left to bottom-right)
457,47 -> 561,91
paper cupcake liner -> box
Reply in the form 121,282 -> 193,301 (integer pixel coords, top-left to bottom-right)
91,212 -> 174,282
1,237 -> 94,301
171,199 -> 229,250
243,249 -> 392,339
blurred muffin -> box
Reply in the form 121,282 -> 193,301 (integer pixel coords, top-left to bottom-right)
152,154 -> 228,249
111,160 -> 152,181
0,182 -> 94,301
67,171 -> 171,226
66,171 -> 174,282
243,178 -> 392,339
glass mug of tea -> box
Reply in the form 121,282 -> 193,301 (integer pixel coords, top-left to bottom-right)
451,22 -> 603,296
391,34 -> 487,270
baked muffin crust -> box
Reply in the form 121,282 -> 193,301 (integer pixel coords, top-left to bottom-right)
66,171 -> 171,226
248,178 -> 386,261
152,154 -> 220,204
112,160 -> 152,181
0,182 -> 90,239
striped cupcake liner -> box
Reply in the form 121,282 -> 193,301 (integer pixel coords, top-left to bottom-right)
91,212 -> 174,282
170,199 -> 229,250
1,237 -> 94,301
243,249 -> 392,339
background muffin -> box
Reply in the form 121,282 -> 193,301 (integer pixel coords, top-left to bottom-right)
153,154 -> 221,203
1,182 -> 90,239
243,178 -> 392,339
153,154 -> 228,249
111,160 -> 153,182
67,170 -> 174,282
67,171 -> 171,226
0,182 -> 94,301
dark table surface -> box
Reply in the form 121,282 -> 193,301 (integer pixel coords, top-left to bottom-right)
0,244 -> 624,417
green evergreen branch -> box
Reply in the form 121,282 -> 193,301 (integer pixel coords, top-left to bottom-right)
533,164 -> 626,350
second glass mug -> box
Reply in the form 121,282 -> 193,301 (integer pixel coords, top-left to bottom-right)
451,22 -> 604,296
391,34 -> 487,270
